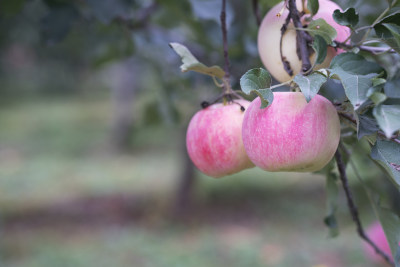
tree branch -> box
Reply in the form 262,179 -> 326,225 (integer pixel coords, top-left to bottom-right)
252,0 -> 262,26
287,0 -> 312,73
335,149 -> 395,266
220,0 -> 231,82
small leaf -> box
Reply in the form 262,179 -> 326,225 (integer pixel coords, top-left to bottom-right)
311,35 -> 328,65
293,72 -> 327,102
330,53 -> 384,75
255,89 -> 274,109
169,42 -> 225,79
356,113 -> 379,139
307,0 -> 319,16
385,79 -> 400,99
381,23 -> 400,53
370,92 -> 387,105
332,8 -> 359,28
374,12 -> 400,54
240,68 -> 272,94
371,139 -> 400,188
330,68 -> 376,110
373,105 -> 400,138
307,18 -> 337,44
240,68 -> 273,109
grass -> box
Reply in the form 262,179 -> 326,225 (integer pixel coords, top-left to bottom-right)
0,96 -> 385,267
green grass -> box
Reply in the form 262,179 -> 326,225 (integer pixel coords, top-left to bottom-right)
0,97 -> 385,267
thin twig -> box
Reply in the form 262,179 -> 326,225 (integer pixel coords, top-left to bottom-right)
287,0 -> 312,73
252,0 -> 262,26
335,149 -> 395,266
220,0 -> 231,82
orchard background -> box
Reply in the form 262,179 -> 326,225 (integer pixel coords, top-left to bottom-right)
0,0 -> 400,266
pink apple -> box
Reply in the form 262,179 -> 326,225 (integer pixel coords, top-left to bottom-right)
242,92 -> 340,172
186,100 -> 254,178
363,221 -> 396,265
258,0 -> 350,83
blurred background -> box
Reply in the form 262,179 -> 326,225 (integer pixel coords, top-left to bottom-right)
0,0 -> 399,266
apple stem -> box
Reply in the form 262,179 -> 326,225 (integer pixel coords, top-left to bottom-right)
335,148 -> 395,266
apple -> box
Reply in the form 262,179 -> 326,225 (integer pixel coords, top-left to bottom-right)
258,0 -> 350,83
363,221 -> 395,264
242,92 -> 340,172
186,100 -> 254,178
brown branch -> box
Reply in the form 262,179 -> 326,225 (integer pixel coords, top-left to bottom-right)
287,0 -> 312,73
220,0 -> 231,82
338,112 -> 400,144
335,149 -> 395,266
252,0 -> 262,26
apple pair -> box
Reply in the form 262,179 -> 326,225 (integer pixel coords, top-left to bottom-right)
186,92 -> 341,177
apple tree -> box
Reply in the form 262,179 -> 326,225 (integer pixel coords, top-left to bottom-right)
171,0 -> 400,265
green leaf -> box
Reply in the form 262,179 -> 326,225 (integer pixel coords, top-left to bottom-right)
373,105 -> 400,138
332,8 -> 359,28
169,42 -> 225,79
86,0 -> 133,24
385,80 -> 400,99
380,23 -> 400,53
371,139 -> 400,187
240,68 -> 274,109
293,72 -> 327,102
307,0 -> 319,16
306,18 -> 337,44
330,53 -> 384,75
356,113 -> 379,140
330,68 -> 376,110
324,171 -> 339,237
311,35 -> 328,65
374,12 -> 400,54
370,92 -> 387,105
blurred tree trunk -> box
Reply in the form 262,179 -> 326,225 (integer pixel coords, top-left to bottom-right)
107,59 -> 138,152
173,128 -> 196,218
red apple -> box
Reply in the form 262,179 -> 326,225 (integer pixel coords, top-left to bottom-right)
363,221 -> 394,265
242,92 -> 340,172
258,0 -> 350,83
186,100 -> 254,178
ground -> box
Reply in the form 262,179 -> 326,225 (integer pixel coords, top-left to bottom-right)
0,97 -> 384,267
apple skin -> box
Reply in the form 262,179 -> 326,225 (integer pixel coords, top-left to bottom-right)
258,0 -> 350,83
363,222 -> 394,265
242,92 -> 340,172
186,100 -> 254,178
